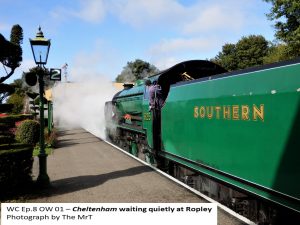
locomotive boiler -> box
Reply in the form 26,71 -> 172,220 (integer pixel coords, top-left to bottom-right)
104,59 -> 300,223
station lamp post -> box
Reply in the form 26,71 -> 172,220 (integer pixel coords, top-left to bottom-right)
29,26 -> 51,187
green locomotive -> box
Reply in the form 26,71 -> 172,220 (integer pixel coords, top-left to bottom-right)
105,59 -> 300,223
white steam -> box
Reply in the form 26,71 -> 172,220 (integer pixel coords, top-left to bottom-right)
52,78 -> 118,139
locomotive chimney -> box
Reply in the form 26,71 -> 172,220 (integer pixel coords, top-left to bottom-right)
123,83 -> 134,90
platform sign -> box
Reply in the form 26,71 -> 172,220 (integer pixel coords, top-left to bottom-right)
50,68 -> 61,81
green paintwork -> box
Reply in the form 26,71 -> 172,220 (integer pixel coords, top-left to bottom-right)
106,60 -> 300,212
116,82 -> 144,114
161,62 -> 300,211
114,85 -> 144,131
114,81 -> 154,147
142,101 -> 153,148
117,124 -> 146,134
47,101 -> 53,133
130,142 -> 138,156
116,96 -> 143,115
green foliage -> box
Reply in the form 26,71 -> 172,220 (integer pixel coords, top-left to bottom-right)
10,24 -> 23,45
263,43 -> 290,64
0,24 -> 23,83
0,114 -> 33,142
212,43 -> 237,71
11,78 -> 28,95
0,134 -> 14,144
0,143 -> 34,197
236,35 -> 269,68
0,115 -> 32,144
33,146 -> 52,157
15,119 -> 40,145
212,35 -> 269,71
6,93 -> 24,114
5,79 -> 31,114
0,115 -> 35,198
9,24 -> 23,64
264,0 -> 300,58
0,114 -> 33,123
212,1 -> 300,68
32,128 -> 58,156
45,128 -> 58,148
116,59 -> 159,82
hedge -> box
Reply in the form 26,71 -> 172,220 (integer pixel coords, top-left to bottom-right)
0,143 -> 34,196
0,134 -> 14,144
0,114 -> 33,123
15,120 -> 40,145
0,143 -> 31,151
0,104 -> 13,113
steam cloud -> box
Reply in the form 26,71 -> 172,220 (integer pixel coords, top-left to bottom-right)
52,77 -> 118,139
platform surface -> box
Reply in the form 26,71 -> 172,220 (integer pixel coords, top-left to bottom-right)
30,128 -> 247,225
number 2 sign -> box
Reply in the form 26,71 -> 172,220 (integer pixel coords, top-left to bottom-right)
50,69 -> 61,81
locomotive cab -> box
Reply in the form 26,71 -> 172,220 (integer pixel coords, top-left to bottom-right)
155,60 -> 227,103
143,60 -> 227,162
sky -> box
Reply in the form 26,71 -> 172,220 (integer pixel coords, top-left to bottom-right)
0,0 -> 276,84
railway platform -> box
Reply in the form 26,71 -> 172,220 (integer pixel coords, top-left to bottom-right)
30,128 -> 251,225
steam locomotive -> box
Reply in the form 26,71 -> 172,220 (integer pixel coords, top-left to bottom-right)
104,59 -> 300,223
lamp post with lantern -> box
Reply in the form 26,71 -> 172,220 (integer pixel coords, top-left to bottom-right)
29,26 -> 51,187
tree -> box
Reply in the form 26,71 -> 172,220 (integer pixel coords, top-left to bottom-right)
263,43 -> 290,64
10,24 -> 23,45
0,24 -> 23,83
212,35 -> 269,71
212,43 -> 238,71
116,59 -> 159,82
6,92 -> 24,114
235,35 -> 269,69
5,79 -> 28,114
264,0 -> 300,58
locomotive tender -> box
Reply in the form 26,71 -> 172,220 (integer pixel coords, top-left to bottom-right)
105,59 -> 300,223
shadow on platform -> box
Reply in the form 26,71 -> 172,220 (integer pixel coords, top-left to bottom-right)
29,165 -> 152,199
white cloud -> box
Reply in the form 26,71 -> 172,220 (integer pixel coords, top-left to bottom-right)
110,0 -> 184,27
183,4 -> 244,34
50,0 -> 107,24
50,7 -> 71,22
149,37 -> 221,55
152,57 -> 182,70
109,0 -> 251,34
144,0 -> 270,68
49,0 -> 264,35
45,0 -> 273,77
74,0 -> 106,23
147,37 -> 223,72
